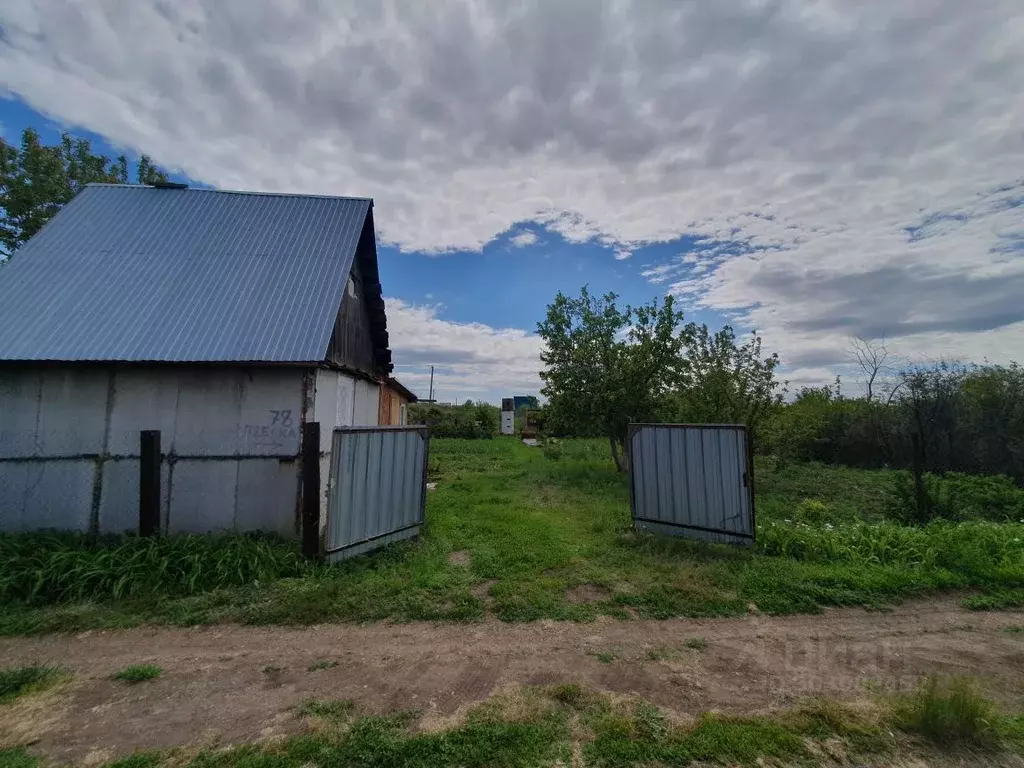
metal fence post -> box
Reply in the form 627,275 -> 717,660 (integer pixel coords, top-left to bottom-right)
301,421 -> 321,560
139,430 -> 161,537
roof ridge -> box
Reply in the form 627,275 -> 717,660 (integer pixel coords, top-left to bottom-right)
85,182 -> 373,203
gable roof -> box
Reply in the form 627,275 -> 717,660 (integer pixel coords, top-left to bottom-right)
0,184 -> 390,365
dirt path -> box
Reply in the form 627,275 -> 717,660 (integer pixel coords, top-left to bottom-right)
2,598 -> 1023,765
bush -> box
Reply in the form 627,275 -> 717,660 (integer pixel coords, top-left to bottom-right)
407,401 -> 498,438
890,471 -> 1024,525
762,363 -> 1024,484
541,439 -> 564,462
0,532 -> 307,605
793,499 -> 829,525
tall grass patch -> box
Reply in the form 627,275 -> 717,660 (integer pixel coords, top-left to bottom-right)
0,664 -> 65,703
892,676 -> 996,746
0,532 -> 307,605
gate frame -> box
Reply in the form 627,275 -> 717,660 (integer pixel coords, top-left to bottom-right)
626,423 -> 756,542
324,424 -> 430,559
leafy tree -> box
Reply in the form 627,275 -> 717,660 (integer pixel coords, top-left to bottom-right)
671,323 -> 784,433
537,287 -> 684,471
0,127 -> 167,257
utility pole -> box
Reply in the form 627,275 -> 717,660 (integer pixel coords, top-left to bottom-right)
428,365 -> 434,402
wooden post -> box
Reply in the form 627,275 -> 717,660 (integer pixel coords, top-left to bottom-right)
301,421 -> 321,560
139,430 -> 161,537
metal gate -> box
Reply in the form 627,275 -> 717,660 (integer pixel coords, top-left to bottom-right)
325,426 -> 429,562
628,424 -> 754,545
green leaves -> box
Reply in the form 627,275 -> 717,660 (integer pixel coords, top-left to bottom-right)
537,286 -> 782,470
0,127 -> 167,257
537,287 -> 685,470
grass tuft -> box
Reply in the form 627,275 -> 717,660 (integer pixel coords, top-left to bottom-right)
112,664 -> 162,683
307,658 -> 339,672
682,637 -> 708,651
0,664 -> 65,703
294,698 -> 356,721
892,676 -> 995,746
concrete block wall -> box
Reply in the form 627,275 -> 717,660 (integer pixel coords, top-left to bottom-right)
0,366 -> 313,535
312,370 -> 381,524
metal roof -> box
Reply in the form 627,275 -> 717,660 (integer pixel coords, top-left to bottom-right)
0,184 -> 382,363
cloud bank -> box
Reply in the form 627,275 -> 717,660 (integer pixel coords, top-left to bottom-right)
2,0 -> 1022,386
385,298 -> 543,402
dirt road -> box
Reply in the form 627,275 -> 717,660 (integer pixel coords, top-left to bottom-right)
2,598 -> 1022,765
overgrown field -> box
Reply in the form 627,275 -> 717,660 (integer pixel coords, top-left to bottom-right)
2,439 -> 1023,633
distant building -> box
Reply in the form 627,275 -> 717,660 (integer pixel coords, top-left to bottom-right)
0,183 -> 399,535
500,398 -> 515,435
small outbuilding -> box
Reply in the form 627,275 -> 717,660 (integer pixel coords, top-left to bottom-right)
378,377 -> 418,425
0,183 -> 395,535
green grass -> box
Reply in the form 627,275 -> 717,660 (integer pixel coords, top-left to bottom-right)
0,532 -> 306,606
112,664 -> 162,683
307,658 -> 339,672
961,589 -> 1024,611
682,637 -> 708,651
2,439 -> 1023,633
892,676 -> 996,746
294,698 -> 356,720
0,749 -> 39,768
0,664 -> 65,703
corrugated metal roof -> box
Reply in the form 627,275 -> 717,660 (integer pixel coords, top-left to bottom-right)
0,184 -> 377,363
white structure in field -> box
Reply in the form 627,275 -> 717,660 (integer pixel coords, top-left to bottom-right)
500,397 -> 515,435
0,184 -> 397,535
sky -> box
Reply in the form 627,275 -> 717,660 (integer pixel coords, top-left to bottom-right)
1,1 -> 1022,404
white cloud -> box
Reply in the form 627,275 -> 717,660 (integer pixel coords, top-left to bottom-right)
613,247 -> 632,260
1,1 -> 1022,386
384,297 -> 543,403
509,229 -> 539,247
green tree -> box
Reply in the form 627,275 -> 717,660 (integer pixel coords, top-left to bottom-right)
0,127 -> 167,257
672,323 -> 784,433
537,287 -> 684,471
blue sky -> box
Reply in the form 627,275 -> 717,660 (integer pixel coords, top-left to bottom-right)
2,2 -> 1022,404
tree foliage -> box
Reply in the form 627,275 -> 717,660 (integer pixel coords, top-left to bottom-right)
538,287 -> 683,471
672,323 -> 783,431
763,362 -> 1024,488
406,401 -> 498,439
537,287 -> 783,471
0,127 -> 167,256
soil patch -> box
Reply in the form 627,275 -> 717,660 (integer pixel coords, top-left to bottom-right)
565,584 -> 612,604
448,551 -> 471,567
